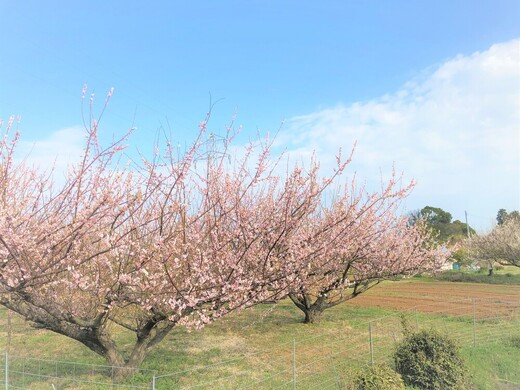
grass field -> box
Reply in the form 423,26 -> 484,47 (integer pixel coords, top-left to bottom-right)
427,265 -> 520,285
0,279 -> 519,389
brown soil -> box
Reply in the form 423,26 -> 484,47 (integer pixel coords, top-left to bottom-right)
346,281 -> 520,318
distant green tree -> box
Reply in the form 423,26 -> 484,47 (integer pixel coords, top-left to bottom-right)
497,209 -> 520,225
419,206 -> 452,225
497,209 -> 508,225
409,206 -> 475,243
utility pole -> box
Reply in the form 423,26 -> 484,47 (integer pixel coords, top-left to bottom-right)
465,210 -> 475,272
465,210 -> 471,238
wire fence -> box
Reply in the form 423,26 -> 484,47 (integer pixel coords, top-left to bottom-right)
0,297 -> 518,389
153,297 -> 520,389
0,354 -> 156,389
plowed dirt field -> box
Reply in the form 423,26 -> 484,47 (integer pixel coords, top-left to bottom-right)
346,280 -> 520,318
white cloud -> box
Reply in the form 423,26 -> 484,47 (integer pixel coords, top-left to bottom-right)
16,126 -> 85,175
278,39 -> 520,231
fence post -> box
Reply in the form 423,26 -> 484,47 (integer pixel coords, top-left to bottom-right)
329,353 -> 341,390
472,299 -> 477,347
152,374 -> 156,390
292,339 -> 296,390
369,321 -> 374,366
111,365 -> 115,389
5,352 -> 8,390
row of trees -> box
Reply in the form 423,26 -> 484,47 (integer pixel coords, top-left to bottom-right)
0,90 -> 448,374
470,214 -> 519,269
410,205 -> 519,273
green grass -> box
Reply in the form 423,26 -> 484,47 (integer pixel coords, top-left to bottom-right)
464,341 -> 520,389
0,280 -> 519,389
496,265 -> 520,275
417,267 -> 520,285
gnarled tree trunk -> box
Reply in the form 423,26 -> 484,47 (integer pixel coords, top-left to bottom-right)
0,293 -> 175,379
288,281 -> 378,324
289,293 -> 329,324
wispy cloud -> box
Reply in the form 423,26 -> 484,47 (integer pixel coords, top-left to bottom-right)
278,39 -> 520,231
16,126 -> 85,176
8,40 -> 519,231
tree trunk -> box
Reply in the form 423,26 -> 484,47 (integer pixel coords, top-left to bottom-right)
488,261 -> 494,276
111,361 -> 143,380
0,294 -> 168,380
105,319 -> 175,379
105,347 -> 130,379
303,307 -> 323,324
78,333 -> 151,380
289,292 -> 328,324
112,341 -> 149,379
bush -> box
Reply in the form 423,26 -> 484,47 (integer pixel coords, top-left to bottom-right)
394,329 -> 466,389
354,364 -> 405,390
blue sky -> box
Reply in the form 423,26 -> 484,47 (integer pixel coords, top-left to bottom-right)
1,1 -> 519,231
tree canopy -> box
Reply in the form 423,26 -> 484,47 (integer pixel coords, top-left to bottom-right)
409,206 -> 475,243
497,208 -> 519,225
470,218 -> 520,268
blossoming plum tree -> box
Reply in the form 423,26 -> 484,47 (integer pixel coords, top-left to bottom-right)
287,177 -> 450,323
470,218 -> 520,268
0,88 -> 357,373
0,87 -> 448,373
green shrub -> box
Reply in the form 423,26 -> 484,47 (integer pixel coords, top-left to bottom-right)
354,364 -> 405,390
394,329 -> 466,389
